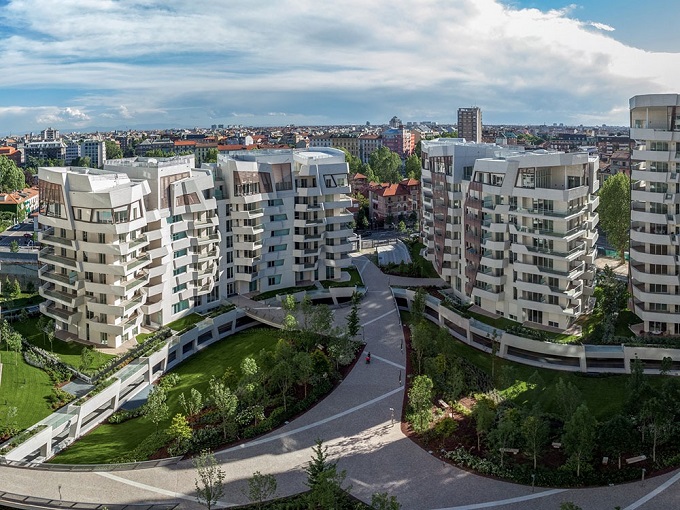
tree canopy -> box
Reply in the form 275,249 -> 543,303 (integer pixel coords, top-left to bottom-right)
368,146 -> 402,183
0,156 -> 26,193
404,153 -> 421,180
105,140 -> 123,160
598,172 -> 630,260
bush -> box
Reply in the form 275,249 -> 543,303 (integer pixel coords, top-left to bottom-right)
188,426 -> 221,452
108,406 -> 145,424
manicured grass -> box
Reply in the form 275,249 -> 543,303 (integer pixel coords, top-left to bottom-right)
0,292 -> 44,311
164,313 -> 204,333
403,312 -> 662,421
136,333 -> 152,344
408,242 -> 439,278
50,328 -> 281,464
253,284 -> 316,301
320,267 -> 363,289
12,320 -> 113,371
0,347 -> 54,430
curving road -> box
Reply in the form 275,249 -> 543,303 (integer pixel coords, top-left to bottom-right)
1,254 -> 679,509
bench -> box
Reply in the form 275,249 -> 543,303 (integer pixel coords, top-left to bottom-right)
626,455 -> 647,465
438,399 -> 450,409
499,448 -> 519,455
602,457 -> 609,465
552,442 -> 562,449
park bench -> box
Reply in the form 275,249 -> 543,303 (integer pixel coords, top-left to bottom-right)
499,448 -> 519,455
602,457 -> 609,465
438,399 -> 450,409
552,442 -> 562,449
626,455 -> 647,465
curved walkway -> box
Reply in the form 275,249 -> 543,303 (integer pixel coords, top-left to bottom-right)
2,254 -> 679,509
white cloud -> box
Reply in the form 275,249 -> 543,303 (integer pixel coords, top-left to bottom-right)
0,0 -> 676,131
588,21 -> 616,31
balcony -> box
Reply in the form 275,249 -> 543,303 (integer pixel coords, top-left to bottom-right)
41,301 -> 81,325
39,248 -> 79,270
39,284 -> 83,308
39,229 -> 75,249
39,265 -> 82,290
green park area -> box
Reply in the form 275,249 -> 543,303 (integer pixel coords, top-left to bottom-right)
51,328 -> 281,464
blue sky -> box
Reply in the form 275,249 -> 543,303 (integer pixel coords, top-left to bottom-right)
0,0 -> 678,133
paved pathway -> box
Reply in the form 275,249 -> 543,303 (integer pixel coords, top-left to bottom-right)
2,254 -> 679,509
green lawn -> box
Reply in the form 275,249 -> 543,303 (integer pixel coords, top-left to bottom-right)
0,292 -> 44,311
50,327 -> 281,464
409,242 -> 439,278
12,320 -> 113,372
164,313 -> 204,333
0,347 -> 54,430
320,267 -> 363,289
403,312 -> 662,421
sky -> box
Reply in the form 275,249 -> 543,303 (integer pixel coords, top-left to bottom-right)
0,0 -> 678,133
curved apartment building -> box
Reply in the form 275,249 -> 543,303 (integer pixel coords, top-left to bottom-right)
38,156 -> 220,347
630,94 -> 680,335
421,139 -> 599,331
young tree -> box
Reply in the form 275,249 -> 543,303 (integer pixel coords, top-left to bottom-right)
79,346 -> 95,372
598,414 -> 635,469
553,378 -> 582,421
269,340 -> 296,412
6,330 -> 22,365
410,287 -> 427,326
305,439 -> 350,508
598,172 -> 631,261
193,449 -> 225,510
562,403 -> 597,477
371,492 -> 402,510
410,321 -> 433,375
144,386 -> 169,435
472,398 -> 496,451
209,376 -> 238,440
521,409 -> 550,469
397,220 -> 406,233
346,291 -> 361,339
2,406 -> 18,437
408,375 -> 433,433
246,471 -> 277,508
489,408 -> 520,468
9,240 -> 18,253
294,351 -> 315,398
179,387 -> 204,417
167,413 -> 192,450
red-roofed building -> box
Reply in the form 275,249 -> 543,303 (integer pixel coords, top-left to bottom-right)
0,146 -> 22,166
0,187 -> 39,221
351,172 -> 369,196
369,178 -> 421,226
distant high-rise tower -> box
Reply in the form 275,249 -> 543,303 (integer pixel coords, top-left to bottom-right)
457,107 -> 482,143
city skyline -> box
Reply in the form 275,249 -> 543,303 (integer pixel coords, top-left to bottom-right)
0,0 -> 678,133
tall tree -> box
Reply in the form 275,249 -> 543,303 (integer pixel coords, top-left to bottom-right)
410,287 -> 427,326
562,403 -> 597,477
346,291 -> 361,339
521,409 -> 550,469
6,330 -> 22,365
305,439 -> 350,508
193,449 -> 225,510
104,140 -> 123,160
598,414 -> 635,469
369,147 -> 402,183
408,375 -> 433,433
338,148 -> 363,175
144,386 -> 169,435
472,398 -> 495,451
404,154 -> 421,180
489,408 -> 520,468
209,376 -> 238,440
553,378 -> 582,421
598,172 -> 630,261
269,340 -> 296,411
0,156 -> 26,193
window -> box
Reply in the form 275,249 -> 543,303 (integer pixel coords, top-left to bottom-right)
172,299 -> 190,314
82,231 -> 88,242
85,271 -> 93,282
268,244 -> 287,252
99,293 -> 107,305
172,231 -> 187,241
271,229 -> 289,237
649,284 -> 668,293
268,199 -> 283,207
99,253 -> 106,264
173,266 -> 187,276
100,332 -> 108,345
174,248 -> 188,258
526,309 -> 543,324
268,275 -> 281,286
267,259 -> 284,268
173,283 -> 187,293
548,295 -> 559,305
99,233 -> 106,243
270,214 -> 287,221
167,215 -> 182,224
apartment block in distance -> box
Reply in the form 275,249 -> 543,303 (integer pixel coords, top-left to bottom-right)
629,94 -> 680,335
457,106 -> 482,143
421,139 -> 599,331
38,156 -> 220,347
213,148 -> 353,295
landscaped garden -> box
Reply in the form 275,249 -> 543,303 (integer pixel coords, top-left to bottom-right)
51,294 -> 365,464
379,239 -> 439,279
402,288 -> 680,488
